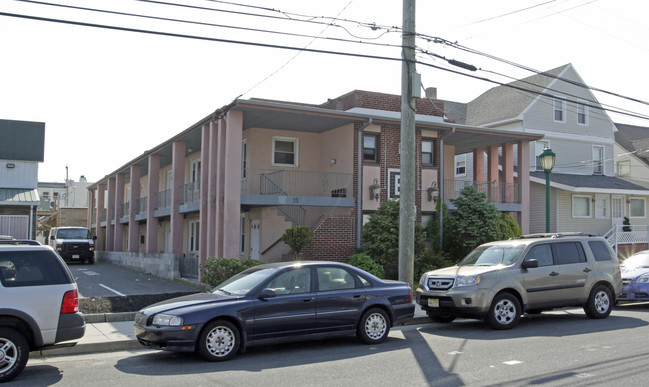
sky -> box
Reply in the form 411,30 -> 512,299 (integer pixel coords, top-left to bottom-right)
1,0 -> 648,183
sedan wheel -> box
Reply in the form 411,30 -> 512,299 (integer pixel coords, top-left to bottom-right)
487,293 -> 521,330
196,320 -> 240,361
584,285 -> 613,319
0,328 -> 29,383
358,308 -> 390,344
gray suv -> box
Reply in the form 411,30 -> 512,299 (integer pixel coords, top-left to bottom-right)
0,244 -> 85,382
416,233 -> 622,329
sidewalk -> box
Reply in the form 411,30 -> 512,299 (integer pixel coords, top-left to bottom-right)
32,304 -> 430,358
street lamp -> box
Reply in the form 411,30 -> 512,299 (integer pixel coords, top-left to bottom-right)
540,148 -> 556,233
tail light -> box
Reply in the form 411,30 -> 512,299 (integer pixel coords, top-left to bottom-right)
408,284 -> 413,303
61,289 -> 79,314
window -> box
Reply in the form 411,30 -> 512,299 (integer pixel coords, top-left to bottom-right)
594,194 -> 609,219
0,250 -> 69,287
589,241 -> 613,262
553,98 -> 565,122
455,154 -> 466,176
190,160 -> 201,184
525,244 -> 554,267
363,133 -> 379,162
572,195 -> 592,218
535,141 -> 549,171
189,220 -> 199,253
592,146 -> 604,175
577,103 -> 588,125
617,160 -> 630,176
267,268 -> 311,295
388,169 -> 400,199
555,242 -> 586,265
317,267 -> 357,291
629,198 -> 646,218
422,138 -> 435,166
241,140 -> 247,179
272,137 -> 298,166
240,215 -> 245,253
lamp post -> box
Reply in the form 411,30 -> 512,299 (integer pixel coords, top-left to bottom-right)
540,148 -> 556,233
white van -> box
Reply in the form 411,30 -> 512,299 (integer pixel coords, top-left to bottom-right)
48,226 -> 96,264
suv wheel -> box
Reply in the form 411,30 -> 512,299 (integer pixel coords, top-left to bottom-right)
0,328 -> 29,383
487,293 -> 521,330
584,285 -> 613,319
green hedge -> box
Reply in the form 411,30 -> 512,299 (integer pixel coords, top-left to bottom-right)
200,257 -> 263,288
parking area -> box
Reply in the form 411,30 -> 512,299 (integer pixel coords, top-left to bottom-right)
68,262 -> 202,298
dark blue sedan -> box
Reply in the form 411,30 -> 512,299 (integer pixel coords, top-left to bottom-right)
619,250 -> 649,302
134,261 -> 414,361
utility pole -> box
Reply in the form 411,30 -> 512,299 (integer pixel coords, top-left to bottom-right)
399,0 -> 416,285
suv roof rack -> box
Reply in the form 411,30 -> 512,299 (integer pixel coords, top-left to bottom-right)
0,239 -> 42,246
512,232 -> 597,240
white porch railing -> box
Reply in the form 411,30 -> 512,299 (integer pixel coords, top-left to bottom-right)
603,225 -> 649,255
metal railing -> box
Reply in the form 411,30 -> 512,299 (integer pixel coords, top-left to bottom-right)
182,181 -> 201,204
443,179 -> 519,203
136,197 -> 148,214
120,202 -> 130,217
242,169 -> 352,197
156,189 -> 171,209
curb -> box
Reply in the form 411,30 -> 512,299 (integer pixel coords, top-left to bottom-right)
83,312 -> 136,323
33,338 -> 142,357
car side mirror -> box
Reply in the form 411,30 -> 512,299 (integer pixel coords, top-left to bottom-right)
258,288 -> 277,300
522,259 -> 539,269
50,235 -> 55,240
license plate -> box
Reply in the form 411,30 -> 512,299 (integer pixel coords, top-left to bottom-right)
73,254 -> 80,258
427,298 -> 439,308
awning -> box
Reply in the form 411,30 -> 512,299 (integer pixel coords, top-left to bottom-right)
0,188 -> 40,205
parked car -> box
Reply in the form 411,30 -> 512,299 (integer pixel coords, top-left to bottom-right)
0,244 -> 85,382
416,233 -> 622,329
135,261 -> 414,361
619,250 -> 649,302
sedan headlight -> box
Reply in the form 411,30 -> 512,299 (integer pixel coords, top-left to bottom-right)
637,274 -> 649,284
152,314 -> 184,326
455,275 -> 481,287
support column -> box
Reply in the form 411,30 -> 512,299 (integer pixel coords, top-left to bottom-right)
199,123 -> 210,267
128,165 -> 141,253
473,147 -> 485,195
487,146 -> 500,202
114,173 -> 125,251
503,143 -> 514,203
216,119 -> 226,257
207,120 -> 219,259
106,177 -> 116,251
96,184 -> 105,250
222,111 -> 243,259
518,140 -> 530,234
146,155 -> 160,253
170,141 -> 186,254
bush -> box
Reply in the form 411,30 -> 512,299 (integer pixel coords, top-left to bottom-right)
282,225 -> 314,259
200,257 -> 263,288
349,253 -> 385,278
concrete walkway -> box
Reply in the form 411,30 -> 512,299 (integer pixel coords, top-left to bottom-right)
32,304 -> 430,357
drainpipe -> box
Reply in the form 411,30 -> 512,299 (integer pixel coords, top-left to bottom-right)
356,118 -> 373,249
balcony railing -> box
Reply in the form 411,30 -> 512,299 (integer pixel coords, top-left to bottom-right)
136,197 -> 148,214
120,202 -> 130,217
156,189 -> 171,209
183,181 -> 201,204
242,169 -> 353,197
443,179 -> 519,203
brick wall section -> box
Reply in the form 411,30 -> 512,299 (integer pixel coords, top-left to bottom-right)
303,215 -> 356,262
320,90 -> 445,117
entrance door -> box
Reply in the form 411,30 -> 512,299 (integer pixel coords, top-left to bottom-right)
612,195 -> 625,227
250,220 -> 260,259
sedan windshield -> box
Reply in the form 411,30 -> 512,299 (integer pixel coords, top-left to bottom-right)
212,267 -> 278,296
459,244 -> 526,267
621,253 -> 649,268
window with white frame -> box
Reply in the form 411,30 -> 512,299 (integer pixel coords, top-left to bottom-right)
190,160 -> 201,184
553,98 -> 565,122
363,133 -> 379,162
241,140 -> 247,179
189,220 -> 200,253
592,146 -> 604,175
629,198 -> 646,218
455,154 -> 466,176
272,137 -> 298,166
577,102 -> 588,125
617,160 -> 630,176
422,138 -> 435,166
535,140 -> 549,171
572,195 -> 592,218
240,215 -> 245,253
594,194 -> 609,219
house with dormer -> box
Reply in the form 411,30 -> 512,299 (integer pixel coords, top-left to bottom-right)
445,64 -> 649,237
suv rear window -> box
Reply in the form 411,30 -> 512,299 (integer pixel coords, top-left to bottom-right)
0,250 -> 71,287
588,241 -> 613,261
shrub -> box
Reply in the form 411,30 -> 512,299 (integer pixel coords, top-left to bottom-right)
200,257 -> 263,288
349,252 -> 384,278
282,225 -> 314,259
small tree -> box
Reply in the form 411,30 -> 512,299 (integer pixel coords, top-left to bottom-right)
281,225 -> 314,260
623,216 -> 632,232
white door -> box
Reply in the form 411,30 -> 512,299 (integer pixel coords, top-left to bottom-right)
250,220 -> 260,260
612,195 -> 625,227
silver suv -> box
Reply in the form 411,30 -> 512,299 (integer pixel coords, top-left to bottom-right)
0,243 -> 85,382
416,233 -> 622,329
